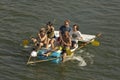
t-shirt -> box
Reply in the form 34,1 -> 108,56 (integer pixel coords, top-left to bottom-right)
70,31 -> 82,43
59,25 -> 71,34
47,31 -> 55,39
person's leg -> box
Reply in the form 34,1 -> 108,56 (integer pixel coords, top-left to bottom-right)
62,52 -> 67,63
51,39 -> 55,49
43,38 -> 49,49
72,41 -> 77,48
31,38 -> 38,46
37,42 -> 43,50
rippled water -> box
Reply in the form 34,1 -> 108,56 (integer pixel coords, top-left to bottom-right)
0,0 -> 120,80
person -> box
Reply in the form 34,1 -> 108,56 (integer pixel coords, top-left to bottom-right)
37,28 -> 48,50
61,31 -> 72,62
59,19 -> 71,35
58,20 -> 72,45
70,24 -> 83,48
31,37 -> 38,46
46,22 -> 55,49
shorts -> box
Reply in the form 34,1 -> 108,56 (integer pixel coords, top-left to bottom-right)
72,41 -> 77,47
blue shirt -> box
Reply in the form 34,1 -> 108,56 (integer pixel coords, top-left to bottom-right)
59,25 -> 72,34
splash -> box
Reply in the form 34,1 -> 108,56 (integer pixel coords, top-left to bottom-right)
72,56 -> 87,66
64,55 -> 87,67
64,49 -> 95,66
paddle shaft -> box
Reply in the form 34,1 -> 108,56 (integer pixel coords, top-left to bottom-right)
27,57 -> 60,64
27,56 -> 32,64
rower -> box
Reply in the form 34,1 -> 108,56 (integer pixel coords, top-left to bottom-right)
60,31 -> 72,62
58,19 -> 72,45
37,28 -> 48,50
70,24 -> 83,48
46,22 -> 56,49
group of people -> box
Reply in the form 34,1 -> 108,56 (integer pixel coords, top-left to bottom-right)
31,22 -> 55,50
31,20 -> 83,62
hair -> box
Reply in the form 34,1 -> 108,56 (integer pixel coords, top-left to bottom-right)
64,19 -> 70,23
39,27 -> 46,33
64,31 -> 70,37
73,24 -> 79,31
46,21 -> 53,26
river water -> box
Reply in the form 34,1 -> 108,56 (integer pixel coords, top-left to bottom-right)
0,0 -> 120,80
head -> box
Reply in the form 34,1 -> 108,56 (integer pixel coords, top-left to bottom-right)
73,24 -> 79,31
64,31 -> 70,37
64,20 -> 70,26
46,21 -> 53,26
46,21 -> 54,31
39,28 -> 46,35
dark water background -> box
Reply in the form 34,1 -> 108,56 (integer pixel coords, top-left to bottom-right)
0,0 -> 120,80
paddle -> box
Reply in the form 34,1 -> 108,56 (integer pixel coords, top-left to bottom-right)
27,57 -> 60,64
22,39 -> 29,48
67,33 -> 102,55
79,33 -> 101,49
27,56 -> 32,64
91,40 -> 100,46
66,47 -> 74,56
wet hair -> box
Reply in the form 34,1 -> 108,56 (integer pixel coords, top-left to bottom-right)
73,24 -> 79,31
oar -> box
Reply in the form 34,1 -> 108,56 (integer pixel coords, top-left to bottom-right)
90,33 -> 101,46
91,40 -> 100,46
26,56 -> 32,64
66,33 -> 101,55
66,47 -> 74,56
53,19 -> 56,24
78,33 -> 102,49
22,35 -> 33,48
22,39 -> 29,48
27,57 -> 60,64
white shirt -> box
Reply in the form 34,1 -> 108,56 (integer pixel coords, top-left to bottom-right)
70,31 -> 82,43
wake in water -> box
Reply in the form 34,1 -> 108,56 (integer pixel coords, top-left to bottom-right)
64,49 -> 95,67
64,55 -> 87,67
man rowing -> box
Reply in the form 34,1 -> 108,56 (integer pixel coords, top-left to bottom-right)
58,20 -> 72,62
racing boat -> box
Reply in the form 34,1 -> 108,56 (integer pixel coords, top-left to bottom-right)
27,31 -> 101,64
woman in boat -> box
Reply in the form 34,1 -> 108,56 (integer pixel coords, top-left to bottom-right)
37,28 -> 48,50
70,24 -> 83,48
46,22 -> 55,49
61,31 -> 72,62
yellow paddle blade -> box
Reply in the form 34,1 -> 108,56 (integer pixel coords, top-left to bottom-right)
91,40 -> 100,46
22,40 -> 29,46
66,47 -> 73,56
58,46 -> 62,50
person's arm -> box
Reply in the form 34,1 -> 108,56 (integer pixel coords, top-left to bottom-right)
61,37 -> 71,47
77,31 -> 83,40
41,35 -> 47,42
69,31 -> 73,39
66,38 -> 71,46
38,33 -> 41,40
38,33 -> 47,42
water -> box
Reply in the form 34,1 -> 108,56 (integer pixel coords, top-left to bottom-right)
0,0 -> 120,80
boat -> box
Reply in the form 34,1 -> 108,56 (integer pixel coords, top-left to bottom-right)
27,31 -> 101,64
